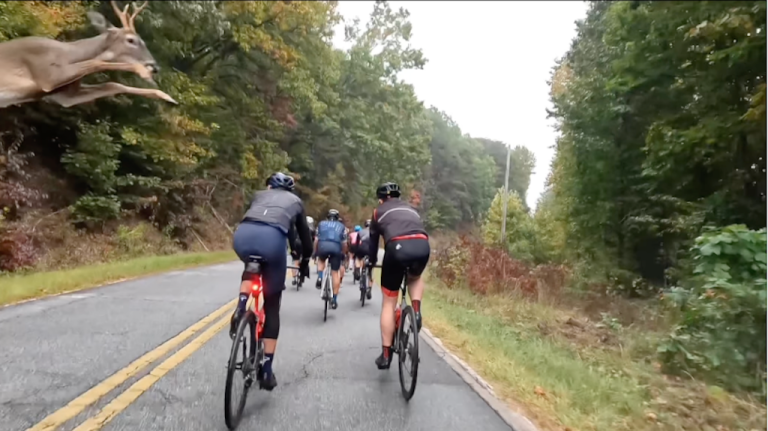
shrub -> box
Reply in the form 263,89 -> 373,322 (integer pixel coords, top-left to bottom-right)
0,228 -> 37,271
70,194 -> 121,223
433,235 -> 565,298
658,225 -> 767,395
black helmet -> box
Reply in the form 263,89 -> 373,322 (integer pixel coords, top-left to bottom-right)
376,182 -> 401,199
266,172 -> 295,191
327,209 -> 340,220
364,219 -> 371,228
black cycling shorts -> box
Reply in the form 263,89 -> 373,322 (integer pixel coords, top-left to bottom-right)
380,237 -> 430,294
317,241 -> 343,271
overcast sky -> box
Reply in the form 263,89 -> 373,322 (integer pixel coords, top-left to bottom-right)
332,1 -> 588,210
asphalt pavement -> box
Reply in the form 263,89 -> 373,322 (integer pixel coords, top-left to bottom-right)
0,255 -> 513,431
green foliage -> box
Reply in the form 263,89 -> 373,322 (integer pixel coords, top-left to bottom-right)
659,225 -> 767,394
476,139 -> 536,210
420,109 -> 497,230
546,0 -> 766,289
482,188 -> 536,262
1,1 -> 530,251
70,194 -> 121,223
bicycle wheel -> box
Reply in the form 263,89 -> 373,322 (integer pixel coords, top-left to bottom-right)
323,277 -> 330,322
359,273 -> 367,307
224,311 -> 257,430
397,305 -> 419,401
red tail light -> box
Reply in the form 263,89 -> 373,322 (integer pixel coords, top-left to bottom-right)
250,278 -> 262,293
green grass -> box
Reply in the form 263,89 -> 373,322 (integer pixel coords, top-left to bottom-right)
0,251 -> 237,307
423,282 -> 766,431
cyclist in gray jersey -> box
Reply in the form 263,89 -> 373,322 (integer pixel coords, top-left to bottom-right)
231,172 -> 313,390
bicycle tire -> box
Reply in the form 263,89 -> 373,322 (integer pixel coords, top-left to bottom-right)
359,268 -> 365,306
224,311 -> 257,430
398,305 -> 419,401
323,277 -> 330,322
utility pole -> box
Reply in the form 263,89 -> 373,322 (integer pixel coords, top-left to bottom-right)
500,144 -> 511,245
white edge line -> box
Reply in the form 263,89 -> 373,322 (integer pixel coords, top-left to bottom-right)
420,327 -> 540,431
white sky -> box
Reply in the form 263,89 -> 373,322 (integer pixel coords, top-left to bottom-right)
332,1 -> 588,210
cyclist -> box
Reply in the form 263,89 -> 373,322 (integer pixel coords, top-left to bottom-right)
356,220 -> 374,300
306,216 -> 317,268
290,236 -> 302,286
230,172 -> 313,390
314,209 -> 348,309
366,182 -> 430,370
348,225 -> 362,281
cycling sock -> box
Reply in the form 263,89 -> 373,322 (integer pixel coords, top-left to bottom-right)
382,345 -> 391,359
318,270 -> 324,280
263,353 -> 274,376
332,293 -> 337,301
412,299 -> 421,313
237,293 -> 249,313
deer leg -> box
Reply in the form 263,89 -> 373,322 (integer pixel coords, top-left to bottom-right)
44,82 -> 177,107
37,61 -> 153,93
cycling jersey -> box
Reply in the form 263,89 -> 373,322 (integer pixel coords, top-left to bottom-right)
317,220 -> 347,244
349,231 -> 359,246
357,228 -> 370,246
368,198 -> 428,266
241,188 -> 313,258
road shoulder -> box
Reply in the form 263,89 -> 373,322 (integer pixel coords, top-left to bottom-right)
420,327 -> 539,431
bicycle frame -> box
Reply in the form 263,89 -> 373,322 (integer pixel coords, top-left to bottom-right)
245,275 -> 265,339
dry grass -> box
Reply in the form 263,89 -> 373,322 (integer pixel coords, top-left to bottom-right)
423,274 -> 767,431
0,250 -> 236,306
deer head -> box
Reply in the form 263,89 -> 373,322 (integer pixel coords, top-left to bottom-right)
86,1 -> 157,81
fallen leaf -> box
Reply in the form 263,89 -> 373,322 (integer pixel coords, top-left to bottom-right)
534,386 -> 547,398
646,412 -> 658,421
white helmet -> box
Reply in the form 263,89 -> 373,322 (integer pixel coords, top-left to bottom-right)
306,216 -> 314,224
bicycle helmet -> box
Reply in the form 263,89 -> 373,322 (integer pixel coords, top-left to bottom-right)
266,172 -> 295,191
306,216 -> 314,225
354,225 -> 362,232
376,182 -> 401,199
364,219 -> 371,228
327,209 -> 340,220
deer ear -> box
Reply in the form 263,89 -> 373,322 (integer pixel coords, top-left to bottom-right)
87,11 -> 113,33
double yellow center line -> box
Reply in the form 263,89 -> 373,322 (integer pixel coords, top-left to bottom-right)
27,298 -> 237,431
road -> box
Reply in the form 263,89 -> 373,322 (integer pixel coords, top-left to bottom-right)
0,256 -> 514,431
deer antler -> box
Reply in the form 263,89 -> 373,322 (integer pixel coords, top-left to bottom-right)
110,1 -> 131,29
128,2 -> 149,31
110,1 -> 148,32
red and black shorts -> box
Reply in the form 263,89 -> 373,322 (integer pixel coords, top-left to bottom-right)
380,234 -> 430,296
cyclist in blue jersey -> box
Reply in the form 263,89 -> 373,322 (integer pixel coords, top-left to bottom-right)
314,209 -> 348,309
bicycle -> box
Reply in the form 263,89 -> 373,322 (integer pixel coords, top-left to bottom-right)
370,263 -> 420,401
291,259 -> 302,291
358,256 -> 372,307
320,262 -> 333,322
224,255 -> 301,430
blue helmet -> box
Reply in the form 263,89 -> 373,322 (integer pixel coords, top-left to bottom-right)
354,225 -> 362,232
266,172 -> 295,191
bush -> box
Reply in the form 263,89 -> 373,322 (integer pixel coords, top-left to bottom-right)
658,225 -> 767,395
70,194 -> 121,223
433,235 -> 565,298
0,228 -> 37,271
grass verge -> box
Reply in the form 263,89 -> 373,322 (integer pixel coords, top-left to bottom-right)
0,251 -> 237,307
423,277 -> 766,431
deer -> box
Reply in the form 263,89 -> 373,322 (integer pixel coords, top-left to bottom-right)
0,1 -> 177,109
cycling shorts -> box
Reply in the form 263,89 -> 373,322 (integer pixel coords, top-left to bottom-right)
380,235 -> 430,296
317,241 -> 343,271
232,221 -> 288,295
